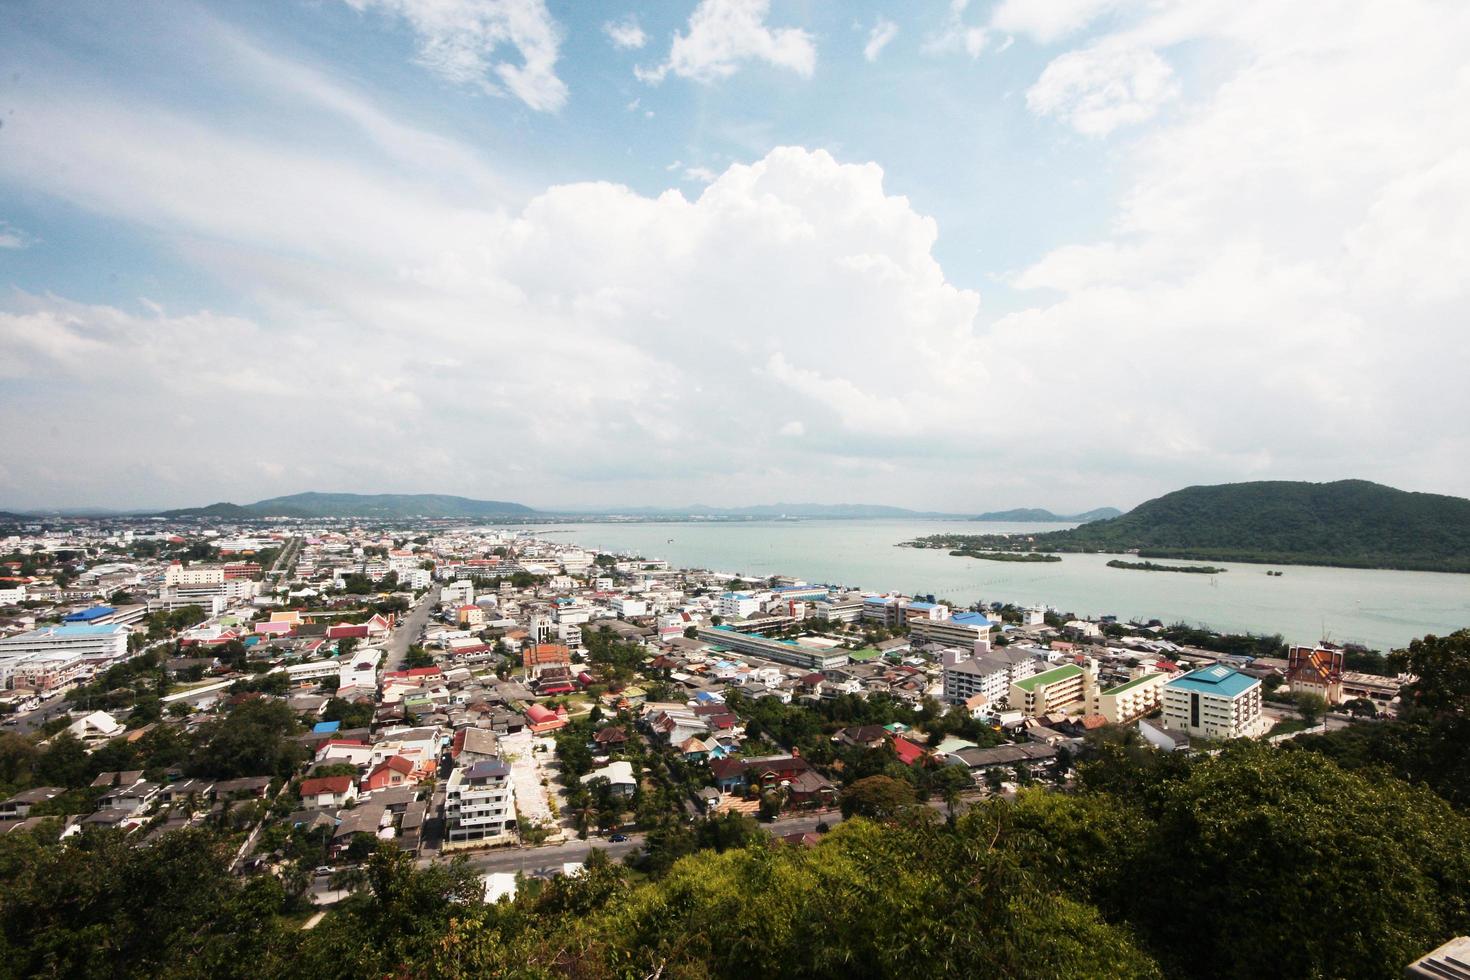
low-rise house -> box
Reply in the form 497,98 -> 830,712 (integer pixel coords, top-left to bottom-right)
361,755 -> 417,792
581,760 -> 638,797
0,787 -> 64,819
299,775 -> 359,809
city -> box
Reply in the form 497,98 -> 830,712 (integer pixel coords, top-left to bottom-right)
3,0 -> 1469,976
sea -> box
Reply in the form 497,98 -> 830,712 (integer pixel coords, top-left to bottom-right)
512,519 -> 1470,652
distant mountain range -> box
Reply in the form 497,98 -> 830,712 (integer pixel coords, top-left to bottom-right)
159,493 -> 538,520
973,507 -> 1122,523
3,493 -> 1119,523
1004,480 -> 1470,573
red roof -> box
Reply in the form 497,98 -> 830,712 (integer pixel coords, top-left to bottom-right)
892,736 -> 927,766
300,775 -> 353,797
526,703 -> 558,723
372,755 -> 414,776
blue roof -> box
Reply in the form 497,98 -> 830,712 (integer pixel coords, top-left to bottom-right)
39,624 -> 128,637
313,720 -> 341,734
907,601 -> 938,611
863,596 -> 889,605
1167,664 -> 1259,698
63,606 -> 115,622
952,612 -> 995,627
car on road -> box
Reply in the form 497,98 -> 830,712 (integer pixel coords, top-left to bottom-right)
608,833 -> 628,843
313,866 -> 333,877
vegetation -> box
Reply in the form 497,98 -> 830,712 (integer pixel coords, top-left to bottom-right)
921,479 -> 1470,572
953,550 -> 1061,563
1106,559 -> 1226,573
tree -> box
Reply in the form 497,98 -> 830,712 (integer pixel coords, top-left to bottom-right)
35,732 -> 91,788
840,775 -> 917,820
1294,692 -> 1327,726
1393,628 -> 1470,716
928,764 -> 973,817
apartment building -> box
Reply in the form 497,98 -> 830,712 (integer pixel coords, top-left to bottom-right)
164,563 -> 225,587
444,759 -> 517,848
1010,663 -> 1087,716
1092,671 -> 1167,724
1162,665 -> 1265,740
695,626 -> 851,671
910,612 -> 995,648
718,593 -> 762,620
942,648 -> 1039,706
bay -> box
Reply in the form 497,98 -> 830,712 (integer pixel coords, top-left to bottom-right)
517,519 -> 1470,652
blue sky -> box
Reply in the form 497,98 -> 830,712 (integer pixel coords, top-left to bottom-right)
1,0 -> 1467,511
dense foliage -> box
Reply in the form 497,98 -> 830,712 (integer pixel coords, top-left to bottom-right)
926,479 -> 1470,571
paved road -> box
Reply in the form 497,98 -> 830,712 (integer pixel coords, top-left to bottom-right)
425,810 -> 848,876
383,586 -> 440,673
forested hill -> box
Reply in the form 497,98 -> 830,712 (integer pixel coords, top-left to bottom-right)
1027,480 -> 1470,572
161,493 -> 538,520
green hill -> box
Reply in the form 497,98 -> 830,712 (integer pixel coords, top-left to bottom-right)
974,507 -> 1122,522
1030,480 -> 1470,572
246,492 -> 537,519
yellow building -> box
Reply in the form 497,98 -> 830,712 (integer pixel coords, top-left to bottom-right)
1010,663 -> 1086,716
1091,671 -> 1167,724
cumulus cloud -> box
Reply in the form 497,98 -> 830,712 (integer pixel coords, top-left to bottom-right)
343,0 -> 568,111
863,18 -> 898,62
924,0 -> 987,57
0,222 -> 31,249
2,0 -> 1469,510
637,0 -> 816,84
990,0 -> 1119,44
604,15 -> 646,51
1026,43 -> 1179,136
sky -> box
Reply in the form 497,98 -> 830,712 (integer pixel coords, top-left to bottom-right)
0,0 -> 1467,513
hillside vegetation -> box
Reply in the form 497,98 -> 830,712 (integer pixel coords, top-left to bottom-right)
162,492 -> 538,520
931,480 -> 1470,572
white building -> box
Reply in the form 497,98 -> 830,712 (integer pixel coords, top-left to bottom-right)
164,563 -> 226,587
1161,665 -> 1265,740
942,648 -> 1040,707
613,597 -> 648,618
444,758 -> 518,847
717,592 -> 761,620
0,624 -> 131,684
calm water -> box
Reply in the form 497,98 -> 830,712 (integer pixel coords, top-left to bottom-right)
518,519 -> 1470,651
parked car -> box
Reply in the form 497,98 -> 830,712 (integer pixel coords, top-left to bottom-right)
313,866 -> 333,877
609,833 -> 628,843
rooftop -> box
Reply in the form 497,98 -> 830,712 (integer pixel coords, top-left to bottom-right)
1013,663 -> 1083,692
1167,664 -> 1259,699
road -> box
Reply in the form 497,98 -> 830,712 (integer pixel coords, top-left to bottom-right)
421,810 -> 846,877
383,585 -> 440,673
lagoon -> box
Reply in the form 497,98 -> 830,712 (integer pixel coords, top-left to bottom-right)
519,519 -> 1470,651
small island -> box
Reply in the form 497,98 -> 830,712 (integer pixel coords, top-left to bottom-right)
950,550 -> 1061,563
1107,559 -> 1226,574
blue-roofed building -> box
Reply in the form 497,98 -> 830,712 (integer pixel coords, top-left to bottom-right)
63,606 -> 116,624
1162,665 -> 1265,740
313,720 -> 341,734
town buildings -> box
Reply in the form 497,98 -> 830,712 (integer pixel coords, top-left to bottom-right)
1161,665 -> 1265,740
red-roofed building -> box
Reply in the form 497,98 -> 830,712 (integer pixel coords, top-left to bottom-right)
522,643 -> 572,679
525,702 -> 569,734
326,623 -> 370,640
361,755 -> 417,792
892,736 -> 928,767
299,775 -> 358,808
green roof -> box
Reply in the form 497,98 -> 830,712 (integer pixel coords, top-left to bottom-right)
1102,673 -> 1161,696
1013,663 -> 1083,692
847,647 -> 882,662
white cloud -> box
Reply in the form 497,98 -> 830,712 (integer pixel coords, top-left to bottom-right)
990,0 -> 1119,44
924,0 -> 987,58
0,222 -> 31,250
1026,43 -> 1179,136
343,0 -> 568,111
863,18 -> 898,62
604,15 -> 647,51
637,0 -> 816,84
3,0 -> 1470,510
683,166 -> 718,184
